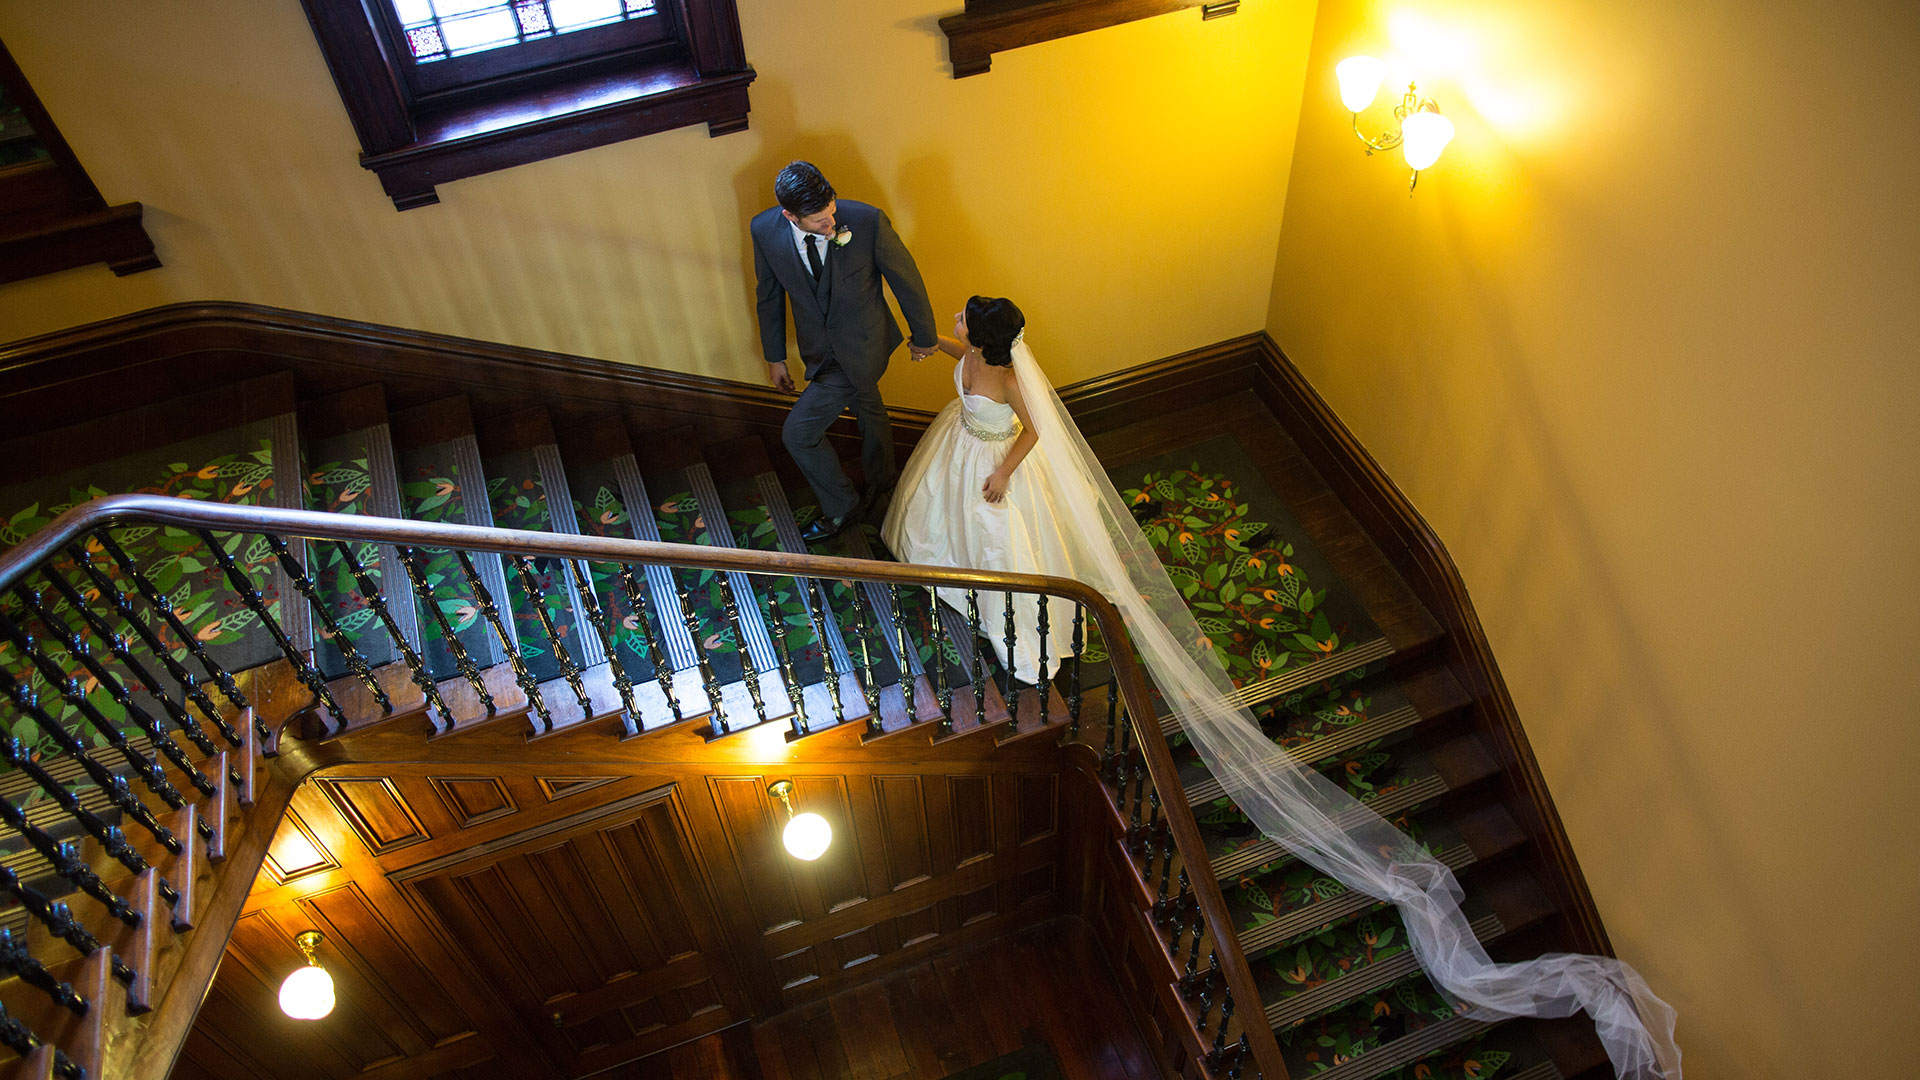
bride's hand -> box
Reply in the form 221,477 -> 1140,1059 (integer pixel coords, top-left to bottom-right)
982,471 -> 1009,503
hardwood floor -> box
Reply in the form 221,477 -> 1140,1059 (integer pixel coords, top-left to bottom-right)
614,918 -> 1164,1080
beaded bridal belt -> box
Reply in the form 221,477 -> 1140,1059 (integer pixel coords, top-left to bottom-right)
962,413 -> 1019,442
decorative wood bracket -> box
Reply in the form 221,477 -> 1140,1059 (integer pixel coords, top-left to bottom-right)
937,0 -> 1237,79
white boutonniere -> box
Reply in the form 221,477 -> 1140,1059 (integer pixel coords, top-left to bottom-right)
831,226 -> 853,247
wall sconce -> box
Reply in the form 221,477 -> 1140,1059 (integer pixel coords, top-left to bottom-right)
768,780 -> 832,861
1336,55 -> 1455,191
278,930 -> 336,1020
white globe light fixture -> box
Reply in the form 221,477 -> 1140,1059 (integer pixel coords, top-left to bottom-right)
1338,54 -> 1454,191
278,930 -> 336,1020
1335,55 -> 1387,113
768,780 -> 832,861
1400,107 -> 1456,172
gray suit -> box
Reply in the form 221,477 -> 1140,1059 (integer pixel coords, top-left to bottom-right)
752,199 -> 936,521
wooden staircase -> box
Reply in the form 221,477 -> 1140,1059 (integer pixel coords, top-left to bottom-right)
0,364 -> 1625,1080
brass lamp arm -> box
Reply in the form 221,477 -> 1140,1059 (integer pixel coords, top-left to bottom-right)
1348,82 -> 1425,155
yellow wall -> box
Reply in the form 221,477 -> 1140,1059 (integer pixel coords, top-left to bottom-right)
0,1 -> 1314,410
1268,0 -> 1920,1074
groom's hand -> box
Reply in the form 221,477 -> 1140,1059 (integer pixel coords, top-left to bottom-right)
768,361 -> 796,393
909,344 -> 936,362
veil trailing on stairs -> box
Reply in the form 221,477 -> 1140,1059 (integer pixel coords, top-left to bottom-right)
1006,341 -> 1682,1079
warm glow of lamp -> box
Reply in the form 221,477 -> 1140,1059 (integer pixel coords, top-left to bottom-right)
278,931 -> 335,1020
1400,108 -> 1455,172
1336,55 -> 1387,113
768,780 -> 832,861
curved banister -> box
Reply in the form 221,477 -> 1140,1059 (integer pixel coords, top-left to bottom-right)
0,493 -> 1287,1078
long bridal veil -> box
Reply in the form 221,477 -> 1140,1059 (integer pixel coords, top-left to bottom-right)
1006,341 -> 1682,1079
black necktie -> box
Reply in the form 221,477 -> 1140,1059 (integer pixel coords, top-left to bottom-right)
806,233 -> 823,280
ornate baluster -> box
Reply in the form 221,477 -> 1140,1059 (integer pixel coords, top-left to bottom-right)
0,1002 -> 83,1080
0,608 -> 190,814
0,868 -> 136,987
803,579 -> 844,727
1066,603 -> 1086,738
1002,590 -> 1018,715
1181,897 -> 1207,990
39,567 -> 221,762
566,560 -> 634,718
509,554 -> 591,721
266,535 -> 390,715
335,542 -> 451,730
764,587 -> 805,738
1157,810 -> 1178,904
455,550 -> 550,732
1210,992 -> 1236,1060
1034,594 -> 1051,716
616,566 -> 678,721
1157,866 -> 1191,929
15,587 -> 217,800
0,738 -> 153,880
1101,687 -> 1124,778
0,930 -> 86,1017
397,545 -> 494,718
0,800 -> 141,928
967,590 -> 987,725
850,584 -> 881,734
195,528 -> 347,732
714,571 -> 766,729
675,577 -> 724,732
927,586 -> 953,735
1140,790 -> 1164,864
95,530 -> 252,719
0,672 -> 180,857
887,584 -> 917,722
70,543 -> 238,747
1127,758 -> 1148,839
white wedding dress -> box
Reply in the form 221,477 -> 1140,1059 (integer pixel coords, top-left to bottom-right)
881,356 -> 1079,684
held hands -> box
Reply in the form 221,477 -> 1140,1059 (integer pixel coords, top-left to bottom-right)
768,361 -> 796,393
981,470 -> 1010,503
909,344 -> 937,362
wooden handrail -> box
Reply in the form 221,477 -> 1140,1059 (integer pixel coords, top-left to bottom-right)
0,492 -> 1287,1078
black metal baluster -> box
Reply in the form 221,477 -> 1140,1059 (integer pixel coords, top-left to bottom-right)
195,528 -> 346,732
1157,810 -> 1178,905
1181,897 -> 1207,988
0,868 -> 136,987
456,550 -> 550,732
927,586 -> 953,735
1210,992 -> 1236,1060
616,566 -> 678,721
397,545 -> 494,718
765,587 -> 805,738
0,930 -> 85,1017
266,535 -> 390,715
849,584 -> 881,734
887,584 -> 917,723
803,579 -> 844,727
95,530 -> 252,719
0,672 -> 180,858
70,544 -> 238,748
714,571 -> 766,729
0,1001 -> 83,1080
674,578 -> 723,729
1002,590 -> 1018,705
1067,603 -> 1085,739
1140,791 -> 1164,864
1127,758 -> 1148,841
0,800 -> 141,928
566,560 -> 634,718
1103,693 -> 1127,780
509,554 -> 591,722
15,587 -> 217,800
335,542 -> 451,730
967,590 -> 987,725
1034,595 -> 1051,717
1159,867 -> 1193,931
0,608 -> 191,815
0,738 -> 151,881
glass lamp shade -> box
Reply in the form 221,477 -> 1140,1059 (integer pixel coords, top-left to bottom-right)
782,811 -> 832,861
278,964 -> 335,1020
1335,55 -> 1387,113
1401,110 -> 1455,171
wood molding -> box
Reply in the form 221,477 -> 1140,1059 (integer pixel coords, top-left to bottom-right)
937,0 -> 1236,79
1244,332 -> 1615,957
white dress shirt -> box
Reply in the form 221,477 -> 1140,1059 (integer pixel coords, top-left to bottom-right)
788,218 -> 832,280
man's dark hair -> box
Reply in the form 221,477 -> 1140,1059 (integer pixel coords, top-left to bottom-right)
775,161 -> 836,217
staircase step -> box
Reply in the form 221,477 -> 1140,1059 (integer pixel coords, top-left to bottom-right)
1205,732 -> 1499,880
0,946 -> 117,1080
1158,636 -> 1396,739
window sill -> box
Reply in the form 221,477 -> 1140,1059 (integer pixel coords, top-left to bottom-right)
0,201 -> 160,285
937,0 -> 1237,78
360,61 -> 756,210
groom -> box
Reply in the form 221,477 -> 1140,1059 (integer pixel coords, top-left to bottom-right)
751,161 -> 938,541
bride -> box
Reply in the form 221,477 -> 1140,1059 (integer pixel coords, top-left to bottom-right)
881,295 -> 1682,1080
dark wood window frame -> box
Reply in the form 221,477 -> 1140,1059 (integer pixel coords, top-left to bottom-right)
299,0 -> 754,211
0,38 -> 159,286
938,0 -> 1238,78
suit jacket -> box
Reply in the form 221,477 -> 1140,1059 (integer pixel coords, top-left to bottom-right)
752,199 -> 937,387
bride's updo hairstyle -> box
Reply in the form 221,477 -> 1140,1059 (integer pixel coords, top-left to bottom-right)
965,296 -> 1025,367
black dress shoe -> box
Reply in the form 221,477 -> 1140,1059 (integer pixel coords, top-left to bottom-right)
801,513 -> 848,543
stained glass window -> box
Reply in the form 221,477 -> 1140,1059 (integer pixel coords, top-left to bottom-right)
390,0 -> 657,62
0,81 -> 51,168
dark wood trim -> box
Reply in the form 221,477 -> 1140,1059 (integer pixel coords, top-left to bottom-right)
1244,333 -> 1615,958
0,39 -> 159,282
937,0 -> 1235,78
